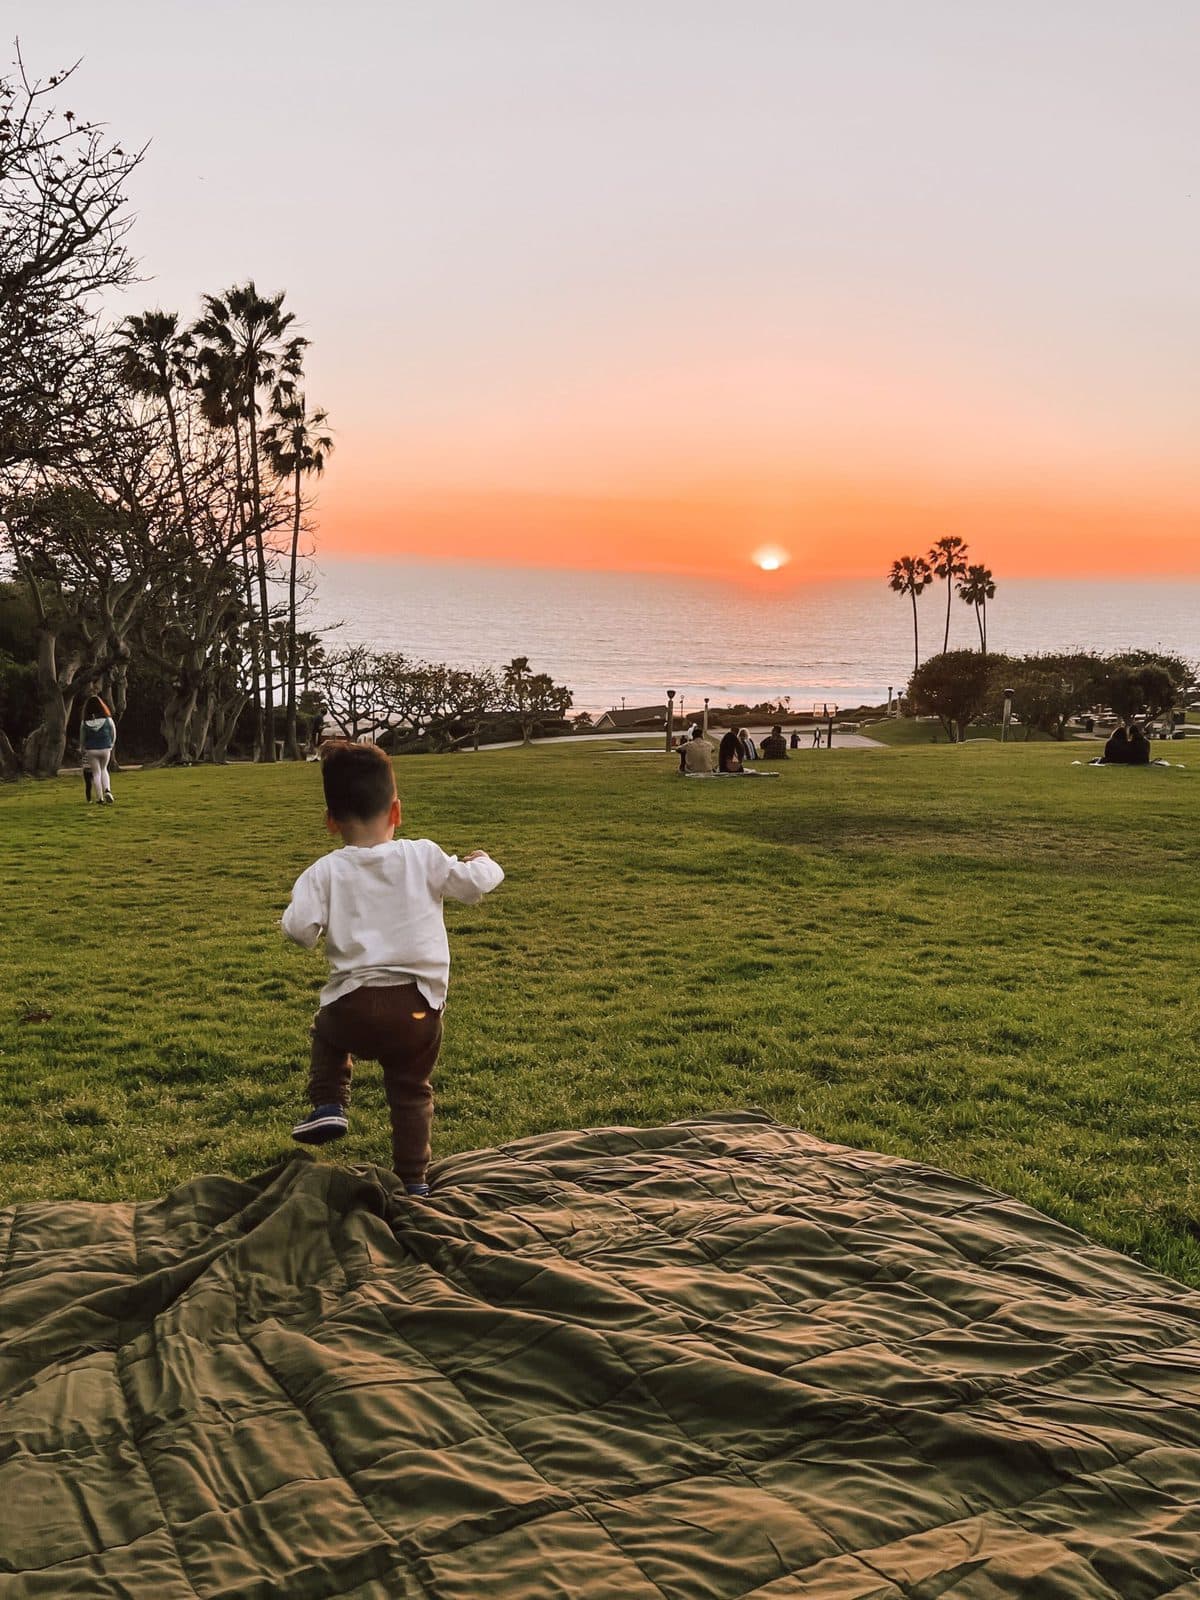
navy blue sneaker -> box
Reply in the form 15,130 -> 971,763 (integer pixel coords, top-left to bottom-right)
292,1104 -> 348,1144
405,1182 -> 431,1199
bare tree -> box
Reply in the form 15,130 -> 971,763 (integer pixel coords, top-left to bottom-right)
316,645 -> 389,742
0,50 -> 144,475
2,402 -> 177,774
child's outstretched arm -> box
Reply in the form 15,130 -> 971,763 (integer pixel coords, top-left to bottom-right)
281,864 -> 327,948
437,848 -> 504,905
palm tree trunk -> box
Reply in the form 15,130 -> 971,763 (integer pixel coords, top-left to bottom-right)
975,601 -> 985,652
943,579 -> 952,653
285,460 -> 301,758
164,393 -> 191,531
246,400 -> 276,761
232,421 -> 262,759
910,588 -> 919,675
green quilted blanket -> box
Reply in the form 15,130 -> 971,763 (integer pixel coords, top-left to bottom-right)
2,1114 -> 1199,1597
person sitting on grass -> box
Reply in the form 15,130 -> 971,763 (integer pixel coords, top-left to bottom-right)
760,724 -> 789,759
679,725 -> 716,774
281,740 -> 504,1197
718,728 -> 743,773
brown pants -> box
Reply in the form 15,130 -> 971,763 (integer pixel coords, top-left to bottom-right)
308,983 -> 443,1182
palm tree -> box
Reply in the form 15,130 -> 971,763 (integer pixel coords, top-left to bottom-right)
116,310 -> 196,527
194,343 -> 262,756
928,536 -> 970,653
263,393 -> 334,758
888,555 -> 933,675
957,564 -> 996,653
193,282 -> 307,759
503,656 -> 534,743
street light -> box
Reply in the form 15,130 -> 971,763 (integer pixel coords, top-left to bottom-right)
702,696 -> 709,738
1001,688 -> 1014,743
665,689 -> 676,753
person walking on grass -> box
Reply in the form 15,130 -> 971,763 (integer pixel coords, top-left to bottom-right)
79,695 -> 117,805
281,740 -> 503,1197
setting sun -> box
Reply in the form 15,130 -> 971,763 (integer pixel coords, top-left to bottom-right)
752,545 -> 791,572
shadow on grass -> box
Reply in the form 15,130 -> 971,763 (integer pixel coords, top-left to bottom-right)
705,802 -> 1146,875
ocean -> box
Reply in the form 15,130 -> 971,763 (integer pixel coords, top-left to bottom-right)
312,559 -> 1199,715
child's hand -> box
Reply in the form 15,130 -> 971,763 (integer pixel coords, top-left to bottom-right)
461,849 -> 488,861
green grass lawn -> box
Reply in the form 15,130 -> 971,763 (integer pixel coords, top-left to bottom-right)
2,741 -> 1198,1282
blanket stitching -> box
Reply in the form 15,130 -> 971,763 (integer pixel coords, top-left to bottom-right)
113,1341 -> 205,1599
232,1318 -> 427,1594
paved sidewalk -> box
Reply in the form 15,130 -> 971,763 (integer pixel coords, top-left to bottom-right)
471,730 -> 885,753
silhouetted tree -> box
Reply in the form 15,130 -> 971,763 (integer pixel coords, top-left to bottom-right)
193,283 -> 305,758
502,656 -> 571,743
908,649 -> 997,742
3,413 -> 177,775
957,564 -> 996,653
263,393 -> 333,758
0,52 -> 143,475
316,645 -> 388,742
1104,662 -> 1176,726
928,536 -> 970,652
1002,652 -> 1101,740
116,310 -> 197,528
888,555 -> 933,674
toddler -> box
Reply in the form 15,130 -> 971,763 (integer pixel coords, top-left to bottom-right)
282,740 -> 503,1195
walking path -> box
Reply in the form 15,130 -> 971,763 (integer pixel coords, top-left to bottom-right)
469,730 -> 886,753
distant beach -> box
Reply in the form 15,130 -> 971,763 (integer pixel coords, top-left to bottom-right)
314,558 -> 1199,715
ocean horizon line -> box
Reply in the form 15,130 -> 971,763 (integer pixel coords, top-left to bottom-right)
317,553 -> 1200,589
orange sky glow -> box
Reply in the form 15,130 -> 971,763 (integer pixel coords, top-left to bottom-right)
317,324 -> 1200,579
318,473 -> 1200,583
25,3 -> 1198,584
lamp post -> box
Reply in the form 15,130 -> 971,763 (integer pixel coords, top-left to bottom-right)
702,696 -> 709,738
665,689 -> 676,753
1001,688 -> 1014,743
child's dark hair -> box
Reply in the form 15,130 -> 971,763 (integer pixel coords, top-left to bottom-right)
319,740 -> 396,822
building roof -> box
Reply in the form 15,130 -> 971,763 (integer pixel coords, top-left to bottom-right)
594,705 -> 673,729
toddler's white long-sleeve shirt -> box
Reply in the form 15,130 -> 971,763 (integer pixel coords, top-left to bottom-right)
282,839 -> 504,1009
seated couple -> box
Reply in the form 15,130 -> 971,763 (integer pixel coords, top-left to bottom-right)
1101,721 -> 1152,765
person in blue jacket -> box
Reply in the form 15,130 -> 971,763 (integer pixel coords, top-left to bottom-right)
79,695 -> 117,804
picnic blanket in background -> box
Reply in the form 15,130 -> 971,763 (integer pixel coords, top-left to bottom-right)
3,1114 -> 1200,1598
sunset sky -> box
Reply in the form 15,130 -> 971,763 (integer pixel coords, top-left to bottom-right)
20,1 -> 1200,578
